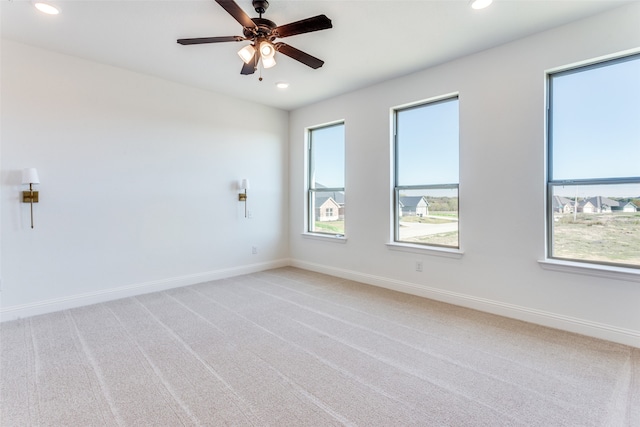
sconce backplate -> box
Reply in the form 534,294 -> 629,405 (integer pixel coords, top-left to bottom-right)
22,191 -> 39,203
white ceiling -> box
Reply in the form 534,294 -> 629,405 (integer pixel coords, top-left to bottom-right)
1,0 -> 634,110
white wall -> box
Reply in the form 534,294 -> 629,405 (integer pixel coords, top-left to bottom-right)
1,40 -> 289,318
2,5 -> 639,347
289,4 -> 640,347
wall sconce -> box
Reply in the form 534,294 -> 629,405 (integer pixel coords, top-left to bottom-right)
238,178 -> 250,218
22,168 -> 40,229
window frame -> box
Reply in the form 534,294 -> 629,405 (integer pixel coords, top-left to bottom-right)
392,95 -> 460,250
546,53 -> 640,270
306,121 -> 346,238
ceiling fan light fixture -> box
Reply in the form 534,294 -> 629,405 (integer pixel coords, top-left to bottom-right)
262,56 -> 276,69
258,41 -> 276,68
238,44 -> 256,64
259,41 -> 276,59
276,82 -> 289,89
470,0 -> 493,10
33,1 -> 60,15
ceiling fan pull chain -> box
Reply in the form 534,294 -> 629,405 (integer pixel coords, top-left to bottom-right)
256,51 -> 263,81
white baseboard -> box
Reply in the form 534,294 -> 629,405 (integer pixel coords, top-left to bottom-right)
291,259 -> 640,348
0,259 -> 290,322
4,258 -> 638,348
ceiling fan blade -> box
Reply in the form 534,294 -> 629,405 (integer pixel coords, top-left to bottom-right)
215,0 -> 257,29
274,15 -> 332,38
177,36 -> 244,45
275,43 -> 324,69
240,52 -> 257,75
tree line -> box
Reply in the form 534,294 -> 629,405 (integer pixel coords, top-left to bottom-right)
427,197 -> 458,212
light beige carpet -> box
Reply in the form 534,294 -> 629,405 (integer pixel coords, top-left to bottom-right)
1,267 -> 638,426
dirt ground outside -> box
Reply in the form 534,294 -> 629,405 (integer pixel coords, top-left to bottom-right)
552,212 -> 640,266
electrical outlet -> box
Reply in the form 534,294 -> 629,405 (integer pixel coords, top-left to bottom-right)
252,246 -> 258,255
247,210 -> 253,219
415,261 -> 423,272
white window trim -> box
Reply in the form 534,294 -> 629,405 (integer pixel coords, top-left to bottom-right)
545,53 -> 640,272
386,242 -> 464,259
302,232 -> 347,243
538,259 -> 640,282
391,94 -> 461,250
304,119 -> 346,237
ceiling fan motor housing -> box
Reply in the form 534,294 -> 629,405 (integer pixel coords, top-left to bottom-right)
243,18 -> 277,41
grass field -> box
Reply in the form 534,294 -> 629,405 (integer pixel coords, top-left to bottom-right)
552,213 -> 640,266
313,220 -> 345,235
313,213 -> 639,266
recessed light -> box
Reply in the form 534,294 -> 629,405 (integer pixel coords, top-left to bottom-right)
470,0 -> 492,10
276,82 -> 289,89
34,2 -> 60,15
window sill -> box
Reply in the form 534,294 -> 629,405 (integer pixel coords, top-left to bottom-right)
386,242 -> 464,259
538,259 -> 640,282
302,233 -> 348,244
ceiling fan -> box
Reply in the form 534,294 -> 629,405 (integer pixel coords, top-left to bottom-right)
177,0 -> 332,75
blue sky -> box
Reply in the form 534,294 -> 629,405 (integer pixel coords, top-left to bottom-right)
309,123 -> 345,189
551,55 -> 640,183
551,54 -> 639,198
310,55 -> 638,199
396,98 -> 459,186
310,97 -> 460,191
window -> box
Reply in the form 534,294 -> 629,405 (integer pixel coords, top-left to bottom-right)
308,122 -> 345,235
393,96 -> 459,248
547,54 -> 640,268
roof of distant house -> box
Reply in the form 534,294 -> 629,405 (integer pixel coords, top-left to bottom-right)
314,183 -> 345,204
552,195 -> 574,208
314,196 -> 341,208
399,196 -> 428,208
586,196 -> 619,206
